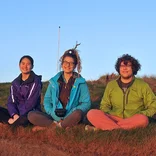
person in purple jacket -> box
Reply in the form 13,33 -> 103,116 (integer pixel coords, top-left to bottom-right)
0,55 -> 42,128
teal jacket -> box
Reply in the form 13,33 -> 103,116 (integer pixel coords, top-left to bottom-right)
44,72 -> 91,121
100,77 -> 156,118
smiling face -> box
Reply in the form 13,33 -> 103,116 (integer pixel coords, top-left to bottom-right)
62,56 -> 76,74
119,61 -> 133,82
19,57 -> 33,74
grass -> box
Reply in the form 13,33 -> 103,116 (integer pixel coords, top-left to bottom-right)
0,123 -> 156,155
0,74 -> 156,155
0,83 -> 10,106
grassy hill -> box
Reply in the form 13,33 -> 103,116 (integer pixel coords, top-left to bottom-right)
1,74 -> 156,107
0,75 -> 106,108
0,74 -> 156,155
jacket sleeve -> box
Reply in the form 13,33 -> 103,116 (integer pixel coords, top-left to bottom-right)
139,84 -> 156,117
7,85 -> 19,116
43,83 -> 54,115
71,83 -> 91,113
24,80 -> 42,114
44,83 -> 64,121
100,83 -> 112,113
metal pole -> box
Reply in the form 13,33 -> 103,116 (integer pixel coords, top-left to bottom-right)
57,26 -> 60,72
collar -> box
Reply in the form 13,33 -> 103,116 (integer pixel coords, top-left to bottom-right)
17,71 -> 35,85
117,76 -> 135,89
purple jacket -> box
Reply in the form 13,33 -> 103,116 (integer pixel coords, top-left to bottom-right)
7,71 -> 42,116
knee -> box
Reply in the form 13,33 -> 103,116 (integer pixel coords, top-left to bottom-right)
27,111 -> 37,122
73,110 -> 83,120
137,114 -> 149,127
87,109 -> 101,120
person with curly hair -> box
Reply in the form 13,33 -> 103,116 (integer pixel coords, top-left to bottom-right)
28,48 -> 91,131
86,54 -> 156,131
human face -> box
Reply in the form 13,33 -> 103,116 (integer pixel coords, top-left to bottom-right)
62,56 -> 76,74
19,58 -> 33,74
119,61 -> 133,81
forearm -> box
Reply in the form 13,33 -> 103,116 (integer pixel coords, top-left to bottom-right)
7,103 -> 19,116
100,103 -> 111,113
44,98 -> 53,116
72,102 -> 91,113
139,109 -> 156,117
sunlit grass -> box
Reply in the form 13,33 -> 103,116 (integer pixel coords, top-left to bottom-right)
0,75 -> 156,155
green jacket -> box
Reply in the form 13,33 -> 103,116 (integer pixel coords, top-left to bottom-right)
100,77 -> 156,118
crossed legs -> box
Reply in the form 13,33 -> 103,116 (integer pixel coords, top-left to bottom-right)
87,109 -> 149,130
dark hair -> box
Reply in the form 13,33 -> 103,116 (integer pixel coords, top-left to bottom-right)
60,49 -> 82,73
115,54 -> 141,75
19,55 -> 34,67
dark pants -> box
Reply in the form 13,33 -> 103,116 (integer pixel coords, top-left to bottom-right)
148,116 -> 156,123
0,107 -> 10,123
152,114 -> 156,120
11,115 -> 30,128
0,107 -> 30,128
28,109 -> 84,128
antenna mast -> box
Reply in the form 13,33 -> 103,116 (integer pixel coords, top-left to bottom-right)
57,26 -> 61,72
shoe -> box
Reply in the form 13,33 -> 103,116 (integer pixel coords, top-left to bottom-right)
85,125 -> 97,131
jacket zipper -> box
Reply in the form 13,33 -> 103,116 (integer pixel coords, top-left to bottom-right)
122,89 -> 130,118
123,92 -> 126,118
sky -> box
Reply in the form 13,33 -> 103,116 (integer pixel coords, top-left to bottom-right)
0,0 -> 156,82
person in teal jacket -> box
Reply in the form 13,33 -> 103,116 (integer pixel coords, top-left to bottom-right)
28,47 -> 91,131
86,54 -> 156,131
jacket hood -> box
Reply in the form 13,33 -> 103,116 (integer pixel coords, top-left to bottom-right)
13,71 -> 42,85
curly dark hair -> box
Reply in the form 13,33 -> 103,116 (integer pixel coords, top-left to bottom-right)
59,49 -> 82,73
115,54 -> 141,75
